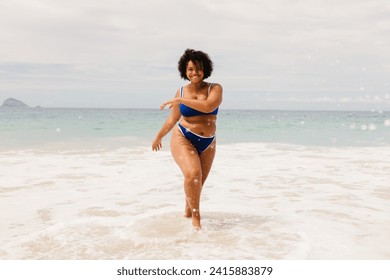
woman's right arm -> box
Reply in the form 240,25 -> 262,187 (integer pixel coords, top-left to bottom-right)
152,90 -> 181,151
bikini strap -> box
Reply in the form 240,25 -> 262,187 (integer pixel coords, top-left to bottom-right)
180,86 -> 184,97
208,83 -> 214,94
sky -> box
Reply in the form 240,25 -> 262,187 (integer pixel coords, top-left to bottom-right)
0,0 -> 389,110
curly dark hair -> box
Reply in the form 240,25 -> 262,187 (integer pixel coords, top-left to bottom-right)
177,49 -> 213,80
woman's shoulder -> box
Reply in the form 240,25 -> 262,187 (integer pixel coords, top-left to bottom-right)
209,82 -> 223,92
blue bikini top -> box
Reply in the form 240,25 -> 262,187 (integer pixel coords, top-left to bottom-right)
179,83 -> 219,117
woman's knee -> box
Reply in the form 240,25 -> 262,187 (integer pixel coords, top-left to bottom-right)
183,167 -> 202,181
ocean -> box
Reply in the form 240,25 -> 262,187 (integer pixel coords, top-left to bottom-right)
1,108 -> 390,149
1,108 -> 389,259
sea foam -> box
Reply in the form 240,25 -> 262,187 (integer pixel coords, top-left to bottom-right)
1,143 -> 389,259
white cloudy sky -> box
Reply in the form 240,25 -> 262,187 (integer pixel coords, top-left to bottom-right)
0,0 -> 389,110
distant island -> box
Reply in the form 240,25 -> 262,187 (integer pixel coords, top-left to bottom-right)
1,98 -> 29,108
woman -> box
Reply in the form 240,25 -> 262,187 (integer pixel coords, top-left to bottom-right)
152,49 -> 223,230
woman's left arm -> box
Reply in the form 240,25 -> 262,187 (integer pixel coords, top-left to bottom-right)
160,84 -> 223,113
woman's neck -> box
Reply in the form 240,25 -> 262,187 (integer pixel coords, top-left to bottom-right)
189,81 -> 207,91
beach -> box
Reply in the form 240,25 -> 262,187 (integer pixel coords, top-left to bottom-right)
1,142 -> 389,259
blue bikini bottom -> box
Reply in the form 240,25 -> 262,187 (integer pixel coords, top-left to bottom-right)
177,123 -> 215,154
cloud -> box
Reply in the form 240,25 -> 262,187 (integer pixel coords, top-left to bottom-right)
0,0 -> 389,109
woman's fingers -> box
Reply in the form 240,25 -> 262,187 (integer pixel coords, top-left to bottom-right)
160,101 -> 169,109
160,102 -> 170,110
152,139 -> 162,151
160,97 -> 178,110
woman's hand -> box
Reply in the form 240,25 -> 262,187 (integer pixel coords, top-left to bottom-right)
160,97 -> 180,110
152,137 -> 162,151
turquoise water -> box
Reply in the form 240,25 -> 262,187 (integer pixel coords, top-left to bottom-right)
0,107 -> 389,148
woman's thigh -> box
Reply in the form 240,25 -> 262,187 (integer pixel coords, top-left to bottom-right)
170,127 -> 202,178
199,139 -> 216,184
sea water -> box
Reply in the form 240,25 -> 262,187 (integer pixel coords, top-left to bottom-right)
0,108 -> 389,259
1,108 -> 389,149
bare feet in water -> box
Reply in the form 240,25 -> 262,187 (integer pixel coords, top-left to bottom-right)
184,200 -> 201,230
192,209 -> 201,230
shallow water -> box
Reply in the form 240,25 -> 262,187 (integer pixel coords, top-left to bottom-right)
1,144 -> 389,259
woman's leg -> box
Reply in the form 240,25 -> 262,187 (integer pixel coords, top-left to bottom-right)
199,140 -> 216,188
183,140 -> 216,218
171,127 -> 203,229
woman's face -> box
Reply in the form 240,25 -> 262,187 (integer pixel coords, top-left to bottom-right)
186,60 -> 204,82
